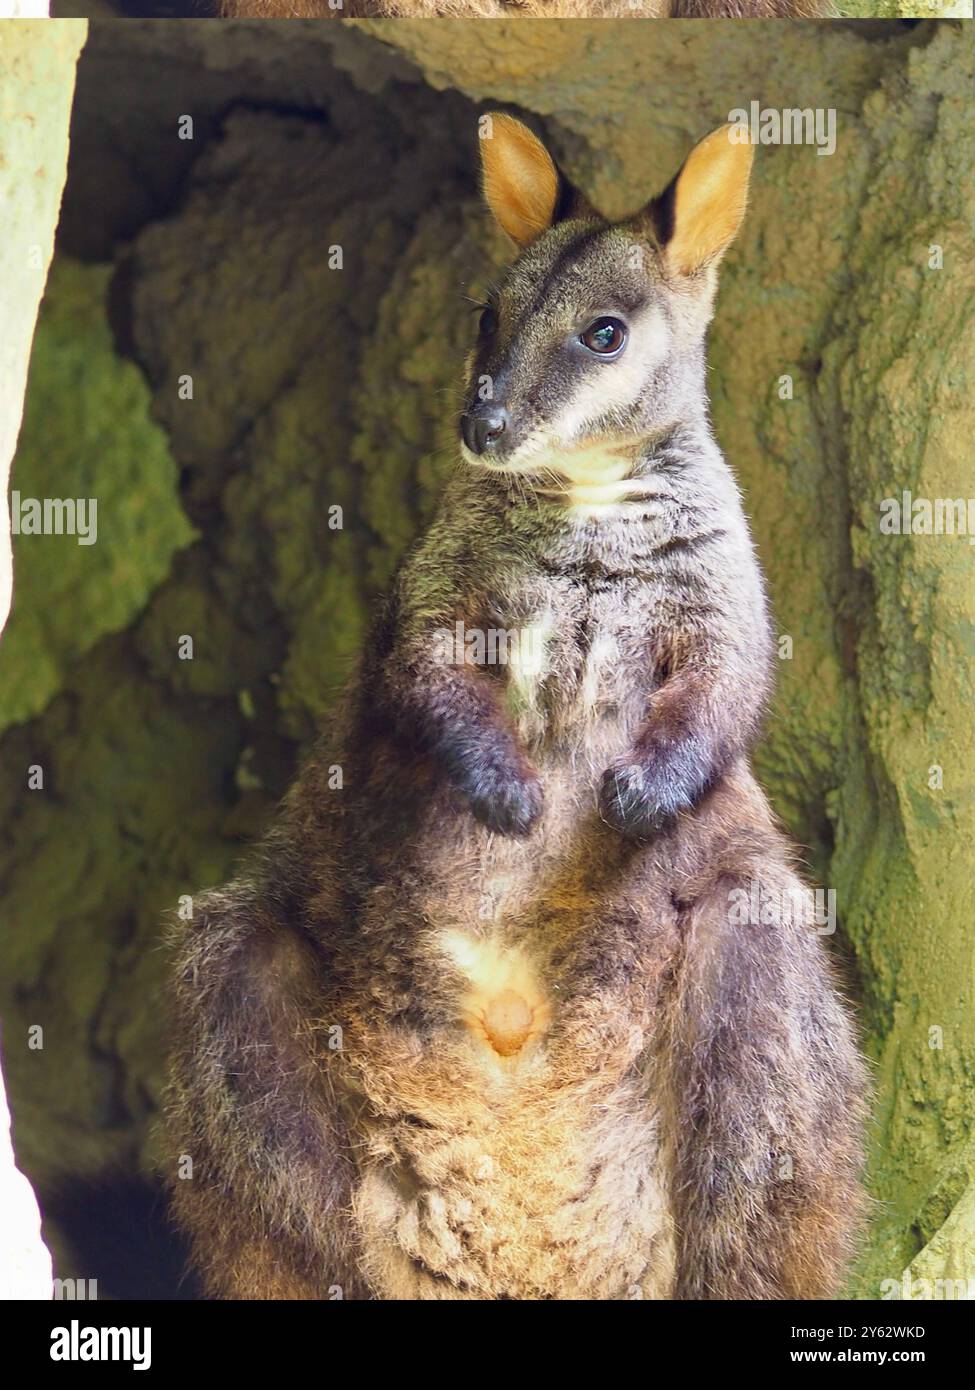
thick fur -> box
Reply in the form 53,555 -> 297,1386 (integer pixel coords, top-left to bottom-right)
219,0 -> 829,16
166,123 -> 866,1301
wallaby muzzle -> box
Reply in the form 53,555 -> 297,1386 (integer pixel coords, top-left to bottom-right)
460,402 -> 511,457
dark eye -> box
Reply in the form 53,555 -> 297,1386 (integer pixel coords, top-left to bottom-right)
580,316 -> 627,357
479,305 -> 498,337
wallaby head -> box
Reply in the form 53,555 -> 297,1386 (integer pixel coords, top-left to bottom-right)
461,114 -> 753,484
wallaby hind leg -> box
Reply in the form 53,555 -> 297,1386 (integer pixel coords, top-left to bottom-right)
670,861 -> 867,1300
165,889 -> 366,1299
170,1183 -> 365,1301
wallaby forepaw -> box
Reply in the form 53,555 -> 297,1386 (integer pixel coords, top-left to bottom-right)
467,766 -> 543,837
598,763 -> 678,839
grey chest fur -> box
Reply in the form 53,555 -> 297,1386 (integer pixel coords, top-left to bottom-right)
482,571 -> 655,751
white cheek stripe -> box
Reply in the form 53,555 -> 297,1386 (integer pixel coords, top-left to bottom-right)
557,304 -> 671,446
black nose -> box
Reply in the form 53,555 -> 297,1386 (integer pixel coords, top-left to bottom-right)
461,406 -> 509,456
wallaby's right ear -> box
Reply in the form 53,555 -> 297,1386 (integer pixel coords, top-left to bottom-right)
651,125 -> 754,277
479,113 -> 580,250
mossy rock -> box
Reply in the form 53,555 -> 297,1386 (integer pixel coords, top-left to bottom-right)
0,259 -> 195,735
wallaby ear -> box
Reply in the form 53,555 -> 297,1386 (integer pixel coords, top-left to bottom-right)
652,126 -> 753,277
479,114 -> 563,249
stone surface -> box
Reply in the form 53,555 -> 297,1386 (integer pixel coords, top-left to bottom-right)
0,14 -> 85,1302
0,260 -> 195,735
824,25 -> 975,1291
904,1181 -> 975,1298
0,18 -> 87,625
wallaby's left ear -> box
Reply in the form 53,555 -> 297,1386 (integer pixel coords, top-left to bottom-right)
479,113 -> 588,250
651,125 -> 754,277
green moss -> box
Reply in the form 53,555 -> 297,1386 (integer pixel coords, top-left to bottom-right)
0,259 -> 195,735
0,637 -> 245,1184
821,25 -> 975,1292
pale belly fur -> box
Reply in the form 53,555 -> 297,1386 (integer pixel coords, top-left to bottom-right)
353,1049 -> 677,1300
347,603 -> 675,1295
349,611 -> 677,1299
350,917 -> 677,1300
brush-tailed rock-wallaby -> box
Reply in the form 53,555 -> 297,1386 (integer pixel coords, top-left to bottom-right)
166,115 -> 867,1300
219,1 -> 830,15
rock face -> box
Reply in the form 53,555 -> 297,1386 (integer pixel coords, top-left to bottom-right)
0,18 -> 87,625
0,15 -> 86,1302
1,260 -> 195,736
0,18 -> 972,1297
